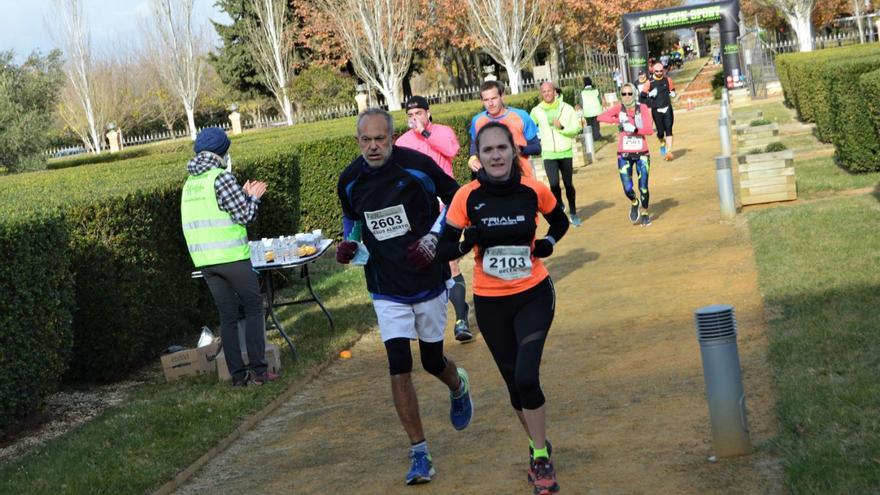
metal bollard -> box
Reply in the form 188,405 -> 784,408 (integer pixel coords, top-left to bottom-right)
718,117 -> 732,157
715,156 -> 736,219
583,125 -> 595,165
695,304 -> 752,457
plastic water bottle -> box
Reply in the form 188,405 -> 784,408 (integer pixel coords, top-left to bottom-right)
250,240 -> 265,266
348,221 -> 370,266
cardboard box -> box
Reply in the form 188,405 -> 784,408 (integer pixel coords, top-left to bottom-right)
160,340 -> 221,382
216,343 -> 282,382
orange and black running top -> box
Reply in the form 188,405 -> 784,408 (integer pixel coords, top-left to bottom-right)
445,173 -> 563,297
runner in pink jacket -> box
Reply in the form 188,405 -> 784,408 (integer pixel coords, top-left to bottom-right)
597,83 -> 656,226
395,96 -> 474,343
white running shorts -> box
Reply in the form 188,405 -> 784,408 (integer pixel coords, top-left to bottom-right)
373,291 -> 449,343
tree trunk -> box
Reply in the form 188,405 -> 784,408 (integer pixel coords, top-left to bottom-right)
88,122 -> 101,155
185,105 -> 197,140
788,11 -> 814,52
376,75 -> 402,110
471,51 -> 482,86
853,0 -> 866,43
548,41 -> 561,82
503,57 -> 521,95
458,50 -> 471,87
281,90 -> 293,125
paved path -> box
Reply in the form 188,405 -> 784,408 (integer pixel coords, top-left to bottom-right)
175,103 -> 783,494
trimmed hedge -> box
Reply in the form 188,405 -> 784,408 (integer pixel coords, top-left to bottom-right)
777,46 -> 880,172
0,213 -> 73,429
0,92 -> 548,422
825,55 -> 880,173
776,45 -> 880,142
861,68 -> 880,149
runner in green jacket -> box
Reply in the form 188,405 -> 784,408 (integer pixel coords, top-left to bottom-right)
530,82 -> 583,226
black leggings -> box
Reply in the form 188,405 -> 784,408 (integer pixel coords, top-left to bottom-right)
201,259 -> 267,380
543,158 -> 576,214
473,277 -> 555,410
652,108 -> 674,140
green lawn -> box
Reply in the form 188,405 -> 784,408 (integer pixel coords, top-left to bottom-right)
732,100 -> 793,125
748,193 -> 880,494
0,258 -> 374,494
790,154 -> 880,199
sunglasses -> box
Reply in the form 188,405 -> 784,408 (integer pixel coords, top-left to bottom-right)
621,92 -> 634,96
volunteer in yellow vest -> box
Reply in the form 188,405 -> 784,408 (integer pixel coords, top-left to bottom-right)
577,76 -> 604,142
181,128 -> 276,387
530,81 -> 583,226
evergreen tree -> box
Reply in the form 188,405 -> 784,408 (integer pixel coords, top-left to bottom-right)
210,0 -> 271,98
0,50 -> 64,173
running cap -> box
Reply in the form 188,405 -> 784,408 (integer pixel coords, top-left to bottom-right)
405,96 -> 430,111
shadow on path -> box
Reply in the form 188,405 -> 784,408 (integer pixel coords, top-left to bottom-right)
671,148 -> 693,160
650,197 -> 680,220
576,200 -> 615,220
544,247 -> 600,284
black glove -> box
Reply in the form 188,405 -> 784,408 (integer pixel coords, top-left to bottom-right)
532,238 -> 554,258
336,240 -> 358,264
462,225 -> 483,250
406,233 -> 439,270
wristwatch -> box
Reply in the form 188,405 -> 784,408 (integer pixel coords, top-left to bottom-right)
421,130 -> 431,138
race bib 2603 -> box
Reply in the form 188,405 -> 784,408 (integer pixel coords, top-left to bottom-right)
364,205 -> 410,241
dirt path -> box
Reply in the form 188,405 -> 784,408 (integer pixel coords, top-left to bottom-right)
174,104 -> 782,494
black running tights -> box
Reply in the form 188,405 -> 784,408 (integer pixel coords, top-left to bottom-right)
473,277 -> 555,410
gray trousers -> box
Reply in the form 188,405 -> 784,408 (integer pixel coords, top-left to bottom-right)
202,259 -> 267,380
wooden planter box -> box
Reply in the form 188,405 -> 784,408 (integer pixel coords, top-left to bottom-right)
735,123 -> 780,153
729,88 -> 751,106
736,150 -> 796,205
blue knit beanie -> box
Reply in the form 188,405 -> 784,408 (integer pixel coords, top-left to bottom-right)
194,128 -> 230,156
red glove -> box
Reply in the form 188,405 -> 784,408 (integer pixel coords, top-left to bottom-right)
336,240 -> 358,264
406,233 -> 439,270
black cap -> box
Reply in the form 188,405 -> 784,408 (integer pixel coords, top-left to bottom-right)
405,96 -> 429,111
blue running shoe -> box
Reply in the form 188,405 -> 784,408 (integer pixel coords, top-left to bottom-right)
450,368 -> 473,430
660,144 -> 667,156
569,214 -> 582,227
629,202 -> 640,224
405,450 -> 435,485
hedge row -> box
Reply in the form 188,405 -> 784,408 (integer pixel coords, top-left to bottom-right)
0,91 -> 548,427
0,213 -> 73,428
776,46 -> 880,172
776,45 -> 880,142
861,68 -> 880,148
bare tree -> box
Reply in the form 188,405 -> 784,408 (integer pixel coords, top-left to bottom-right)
147,0 -> 207,140
758,0 -> 815,52
317,0 -> 416,111
852,0 -> 866,44
243,0 -> 294,125
465,0 -> 555,94
56,56 -> 132,152
53,0 -> 103,153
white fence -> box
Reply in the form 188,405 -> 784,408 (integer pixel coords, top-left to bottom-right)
763,31 -> 866,54
47,51 -> 625,160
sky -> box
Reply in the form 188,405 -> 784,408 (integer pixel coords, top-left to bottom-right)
0,0 -> 231,61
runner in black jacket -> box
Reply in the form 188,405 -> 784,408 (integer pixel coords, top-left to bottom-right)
336,109 -> 473,486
